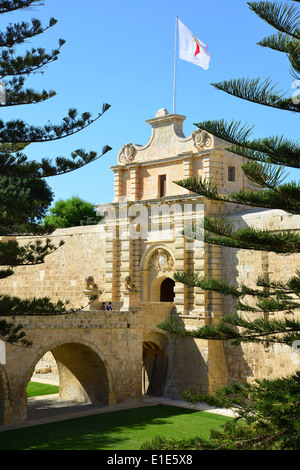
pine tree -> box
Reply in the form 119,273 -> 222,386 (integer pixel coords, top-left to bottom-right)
0,0 -> 111,345
156,0 -> 300,450
162,0 -> 300,351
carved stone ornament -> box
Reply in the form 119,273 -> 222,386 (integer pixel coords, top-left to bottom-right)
85,276 -> 98,291
192,129 -> 212,150
124,275 -> 136,290
118,143 -> 136,165
148,249 -> 174,272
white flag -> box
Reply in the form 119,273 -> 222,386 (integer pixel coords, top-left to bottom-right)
178,19 -> 211,70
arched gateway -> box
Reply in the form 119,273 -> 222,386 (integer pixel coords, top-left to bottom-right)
160,278 -> 175,302
0,311 -> 141,425
142,332 -> 169,397
1,108 -> 288,427
49,342 -> 109,404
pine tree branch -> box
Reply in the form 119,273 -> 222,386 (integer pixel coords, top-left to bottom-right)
226,143 -> 300,169
0,1 -> 43,15
195,120 -> 300,169
2,76 -> 56,106
212,78 -> 300,112
204,216 -> 300,253
258,30 -> 300,79
175,175 -> 300,214
0,40 -> 65,78
0,318 -> 31,346
0,295 -> 68,315
0,103 -> 110,143
0,17 -> 57,47
174,270 -> 300,300
175,176 -> 226,201
248,1 -> 300,78
258,31 -> 298,52
158,313 -> 300,345
174,271 -> 243,297
0,0 -> 113,347
236,161 -> 300,208
0,144 -> 112,179
0,239 -> 64,274
248,1 -> 300,40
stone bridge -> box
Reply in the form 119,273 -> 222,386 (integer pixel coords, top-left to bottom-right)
0,303 -> 174,425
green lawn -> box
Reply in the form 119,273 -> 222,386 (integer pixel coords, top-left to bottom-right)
26,381 -> 59,397
0,405 -> 231,450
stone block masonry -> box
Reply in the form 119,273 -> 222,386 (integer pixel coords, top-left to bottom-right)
1,110 -> 300,424
2,311 -> 142,424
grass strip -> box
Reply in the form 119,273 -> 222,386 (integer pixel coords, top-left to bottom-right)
26,381 -> 59,397
0,405 -> 231,450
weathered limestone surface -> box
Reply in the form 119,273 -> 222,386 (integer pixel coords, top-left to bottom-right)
0,225 -> 107,309
221,208 -> 300,382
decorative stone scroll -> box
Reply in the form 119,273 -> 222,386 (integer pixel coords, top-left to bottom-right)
192,129 -> 212,150
148,249 -> 174,273
118,143 -> 136,165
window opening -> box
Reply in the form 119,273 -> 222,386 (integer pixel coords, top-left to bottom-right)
228,166 -> 235,182
159,174 -> 167,197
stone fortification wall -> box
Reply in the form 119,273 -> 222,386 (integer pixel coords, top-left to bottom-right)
1,208 -> 300,407
222,208 -> 300,382
3,310 -> 141,423
0,225 -> 107,310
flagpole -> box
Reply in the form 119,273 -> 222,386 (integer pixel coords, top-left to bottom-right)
173,15 -> 178,115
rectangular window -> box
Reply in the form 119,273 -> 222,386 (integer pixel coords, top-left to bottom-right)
159,174 -> 167,197
228,166 -> 235,182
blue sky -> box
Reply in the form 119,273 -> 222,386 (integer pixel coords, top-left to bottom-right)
4,0 -> 299,206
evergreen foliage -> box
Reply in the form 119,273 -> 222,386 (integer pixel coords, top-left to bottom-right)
42,196 -> 103,229
0,0 -> 110,344
156,0 -> 300,450
180,371 -> 300,450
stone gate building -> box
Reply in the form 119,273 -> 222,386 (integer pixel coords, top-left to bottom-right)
0,108 -> 299,424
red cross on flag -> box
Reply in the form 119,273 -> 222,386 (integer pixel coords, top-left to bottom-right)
178,19 -> 211,70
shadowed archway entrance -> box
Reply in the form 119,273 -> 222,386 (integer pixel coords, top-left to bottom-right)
142,343 -> 168,397
160,277 -> 175,302
25,343 -> 110,422
142,333 -> 169,397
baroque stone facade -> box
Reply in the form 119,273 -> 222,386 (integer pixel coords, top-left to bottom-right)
0,108 -> 299,424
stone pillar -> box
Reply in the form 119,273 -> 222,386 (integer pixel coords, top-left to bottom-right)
113,167 -> 124,202
119,203 -> 141,311
205,200 -> 229,392
206,241 -> 229,392
173,215 -> 185,313
83,289 -> 101,310
104,209 -> 120,303
119,231 -> 130,310
183,201 -> 205,316
208,244 -> 223,321
182,153 -> 193,182
203,151 -> 224,188
189,238 -> 206,317
132,237 -> 141,295
130,164 -> 140,201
